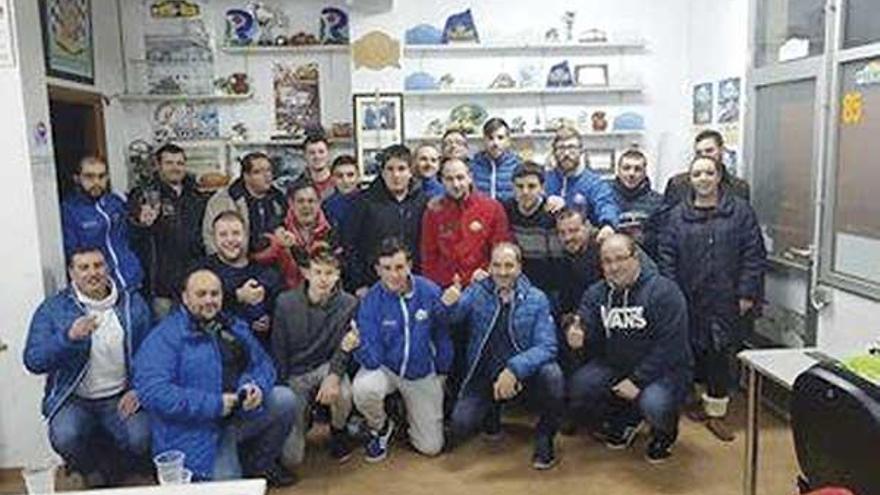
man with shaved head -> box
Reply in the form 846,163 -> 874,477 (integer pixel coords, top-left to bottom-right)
442,242 -> 562,470
565,234 -> 693,463
134,268 -> 298,486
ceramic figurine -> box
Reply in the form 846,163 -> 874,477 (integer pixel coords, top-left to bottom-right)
406,24 -> 443,45
426,118 -> 445,136
438,73 -> 455,89
545,28 -> 560,43
518,65 -> 540,88
231,122 -> 249,141
489,73 -> 516,89
562,11 -> 575,41
546,61 -> 574,87
442,9 -> 479,43
229,73 -> 250,94
510,116 -> 527,134
591,111 -> 608,132
579,28 -> 607,43
225,9 -> 257,46
320,7 -> 349,45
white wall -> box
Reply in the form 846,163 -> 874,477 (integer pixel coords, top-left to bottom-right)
349,0 -> 695,186
0,0 -> 129,468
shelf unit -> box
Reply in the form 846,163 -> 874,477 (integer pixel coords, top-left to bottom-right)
219,44 -> 350,55
403,40 -> 646,56
403,85 -> 643,98
117,91 -> 254,103
227,137 -> 354,147
405,130 -> 644,143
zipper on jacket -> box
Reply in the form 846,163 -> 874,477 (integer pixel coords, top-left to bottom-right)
490,160 -> 497,199
458,287 -> 501,398
96,200 -> 126,288
398,296 -> 411,378
505,294 -> 523,354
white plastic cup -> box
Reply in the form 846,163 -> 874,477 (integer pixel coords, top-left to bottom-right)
21,463 -> 56,494
153,450 -> 185,485
180,468 -> 193,484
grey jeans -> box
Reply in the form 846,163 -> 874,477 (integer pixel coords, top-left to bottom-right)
281,362 -> 353,465
352,367 -> 444,456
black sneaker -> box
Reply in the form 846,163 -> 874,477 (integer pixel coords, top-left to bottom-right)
260,462 -> 298,488
604,420 -> 644,450
481,406 -> 503,441
329,427 -> 353,463
645,433 -> 675,464
531,435 -> 558,470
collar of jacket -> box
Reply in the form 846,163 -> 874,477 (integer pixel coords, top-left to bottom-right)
474,274 -> 531,303
228,178 -> 283,203
283,201 -> 332,241
70,188 -> 108,206
605,265 -> 651,295
376,274 -> 417,299
681,188 -> 736,221
442,189 -> 480,209
613,177 -> 653,201
150,173 -> 197,197
365,174 -> 423,203
179,307 -> 234,340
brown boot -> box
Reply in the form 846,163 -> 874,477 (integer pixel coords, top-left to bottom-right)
705,417 -> 736,442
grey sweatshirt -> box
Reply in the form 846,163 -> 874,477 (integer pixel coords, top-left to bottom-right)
271,284 -> 358,379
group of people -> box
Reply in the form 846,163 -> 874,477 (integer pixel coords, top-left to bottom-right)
24,120 -> 766,488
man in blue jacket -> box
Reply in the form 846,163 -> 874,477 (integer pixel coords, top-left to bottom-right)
351,237 -> 453,462
62,156 -> 144,291
471,118 -> 521,201
24,247 -> 152,487
134,268 -> 297,486
442,242 -> 564,470
566,234 -> 693,463
544,126 -> 620,243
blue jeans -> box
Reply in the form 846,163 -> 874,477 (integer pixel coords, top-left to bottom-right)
567,360 -> 688,436
212,386 -> 298,480
48,393 -> 151,479
450,362 -> 564,444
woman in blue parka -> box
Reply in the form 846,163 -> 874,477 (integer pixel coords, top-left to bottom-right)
658,155 -> 766,442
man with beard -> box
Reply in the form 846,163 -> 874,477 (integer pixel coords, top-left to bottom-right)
544,126 -> 619,243
24,247 -> 152,487
62,156 -> 143,291
129,143 -> 209,318
134,268 -> 297,486
471,118 -> 521,202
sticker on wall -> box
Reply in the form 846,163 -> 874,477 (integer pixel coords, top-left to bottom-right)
274,63 -> 321,136
152,102 -> 219,142
841,91 -> 863,126
352,31 -> 400,70
692,82 -> 713,125
150,0 -> 201,18
854,60 -> 880,87
716,77 -> 741,124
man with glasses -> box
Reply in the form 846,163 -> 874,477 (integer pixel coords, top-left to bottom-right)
202,152 -> 288,255
565,234 -> 692,463
544,126 -> 620,243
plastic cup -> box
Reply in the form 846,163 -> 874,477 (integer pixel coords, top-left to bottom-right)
180,468 -> 193,484
153,450 -> 185,485
21,463 -> 56,494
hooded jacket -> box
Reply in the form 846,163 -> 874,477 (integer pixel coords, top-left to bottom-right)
251,203 -> 337,289
544,165 -> 620,228
129,175 -> 209,298
448,275 -> 558,393
134,308 -> 276,480
23,286 -> 151,421
62,190 -> 144,291
354,275 -> 453,380
577,270 -> 693,388
420,191 -> 511,287
612,178 -> 663,248
471,149 -> 521,202
658,192 -> 767,352
342,178 -> 428,290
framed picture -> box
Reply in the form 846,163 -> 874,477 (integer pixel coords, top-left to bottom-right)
575,64 -> 608,87
693,82 -> 714,125
39,0 -> 94,84
586,148 -> 616,177
353,92 -> 404,176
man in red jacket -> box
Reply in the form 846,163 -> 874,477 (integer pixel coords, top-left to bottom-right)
420,157 -> 511,288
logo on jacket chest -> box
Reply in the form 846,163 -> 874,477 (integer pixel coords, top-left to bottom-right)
601,305 -> 647,332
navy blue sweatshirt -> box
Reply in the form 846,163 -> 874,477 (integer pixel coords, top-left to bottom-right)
576,270 -> 692,388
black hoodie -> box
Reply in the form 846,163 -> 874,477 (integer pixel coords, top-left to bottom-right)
576,269 -> 693,388
342,178 -> 428,290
